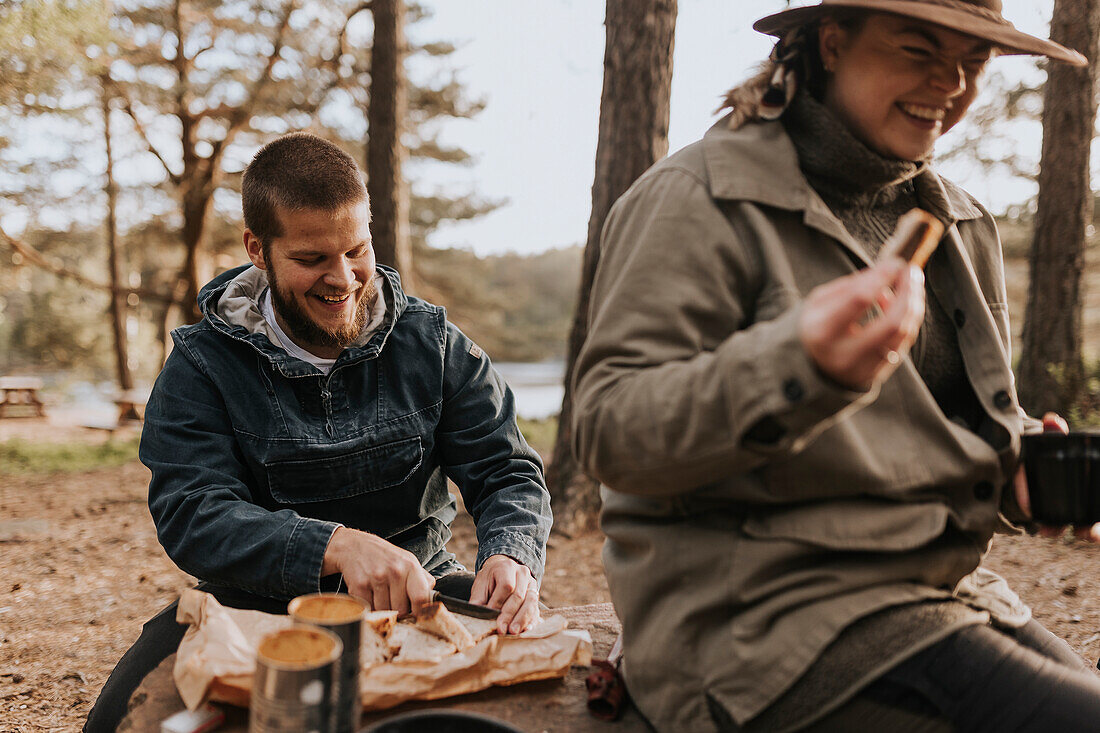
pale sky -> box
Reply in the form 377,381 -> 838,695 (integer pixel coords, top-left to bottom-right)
0,0 -> 1061,254
411,0 -> 1057,255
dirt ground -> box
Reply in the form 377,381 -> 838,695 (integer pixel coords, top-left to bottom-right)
2,419 -> 1100,732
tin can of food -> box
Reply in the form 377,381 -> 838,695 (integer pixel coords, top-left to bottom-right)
249,626 -> 342,733
288,593 -> 368,733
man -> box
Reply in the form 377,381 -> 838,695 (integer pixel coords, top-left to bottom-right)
86,132 -> 551,730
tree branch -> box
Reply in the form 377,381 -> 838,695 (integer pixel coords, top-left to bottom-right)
113,85 -> 182,187
189,40 -> 216,62
0,224 -> 179,304
339,2 -> 373,59
206,0 -> 299,171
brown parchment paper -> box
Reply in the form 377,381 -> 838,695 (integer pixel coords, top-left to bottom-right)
172,590 -> 593,711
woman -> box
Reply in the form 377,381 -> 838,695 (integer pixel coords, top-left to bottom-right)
573,1 -> 1099,731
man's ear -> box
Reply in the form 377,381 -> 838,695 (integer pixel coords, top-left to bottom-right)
244,230 -> 267,270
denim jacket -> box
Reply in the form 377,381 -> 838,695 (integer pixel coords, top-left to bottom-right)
141,264 -> 551,601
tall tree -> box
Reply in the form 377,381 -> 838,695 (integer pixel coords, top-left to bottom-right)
101,74 -> 134,393
548,0 -> 676,530
109,0 -> 366,324
1,1 -> 501,382
367,0 -> 414,289
1018,0 -> 1100,415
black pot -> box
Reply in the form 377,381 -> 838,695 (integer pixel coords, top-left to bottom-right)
1021,431 -> 1100,525
363,710 -> 525,733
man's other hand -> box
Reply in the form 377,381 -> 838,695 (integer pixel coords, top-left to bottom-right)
321,527 -> 435,614
470,554 -> 540,635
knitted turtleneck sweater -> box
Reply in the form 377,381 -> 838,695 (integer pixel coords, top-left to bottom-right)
782,90 -> 982,430
735,94 -> 993,733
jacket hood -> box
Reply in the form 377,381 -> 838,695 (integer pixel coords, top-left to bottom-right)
194,263 -> 408,374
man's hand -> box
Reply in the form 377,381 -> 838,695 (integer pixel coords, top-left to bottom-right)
470,554 -> 540,635
1014,412 -> 1100,542
322,527 -> 435,614
800,259 -> 925,392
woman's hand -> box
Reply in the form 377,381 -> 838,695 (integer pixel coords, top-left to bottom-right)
799,258 -> 925,391
1014,412 -> 1100,542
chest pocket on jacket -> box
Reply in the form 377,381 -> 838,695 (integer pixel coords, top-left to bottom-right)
265,436 -> 423,504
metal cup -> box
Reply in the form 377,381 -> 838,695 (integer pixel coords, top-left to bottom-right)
250,626 -> 342,733
288,593 -> 368,733
1022,431 -> 1100,525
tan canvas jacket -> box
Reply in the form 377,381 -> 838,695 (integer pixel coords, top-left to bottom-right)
572,117 -> 1032,731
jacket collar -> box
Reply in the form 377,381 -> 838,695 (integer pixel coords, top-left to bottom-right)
701,116 -> 984,264
196,263 -> 409,377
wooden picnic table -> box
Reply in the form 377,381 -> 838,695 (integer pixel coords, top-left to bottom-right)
115,389 -> 149,423
118,602 -> 647,733
0,376 -> 45,418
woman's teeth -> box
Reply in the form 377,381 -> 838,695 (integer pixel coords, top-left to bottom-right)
899,103 -> 945,122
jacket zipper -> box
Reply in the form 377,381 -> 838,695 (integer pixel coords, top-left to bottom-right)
321,379 -> 335,438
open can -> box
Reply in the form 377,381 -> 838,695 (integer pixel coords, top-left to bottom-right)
288,593 -> 368,733
250,626 -> 342,733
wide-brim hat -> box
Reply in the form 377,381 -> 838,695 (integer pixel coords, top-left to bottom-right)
754,0 -> 1087,67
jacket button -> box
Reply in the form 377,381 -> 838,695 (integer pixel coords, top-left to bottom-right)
993,390 -> 1013,410
973,481 -> 994,501
953,309 -> 966,328
783,378 -> 805,402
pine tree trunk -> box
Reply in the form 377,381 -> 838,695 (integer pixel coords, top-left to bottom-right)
548,0 -> 676,531
1018,0 -> 1100,416
101,76 -> 133,392
367,0 -> 414,292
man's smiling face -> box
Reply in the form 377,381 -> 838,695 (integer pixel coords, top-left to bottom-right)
245,198 -> 376,359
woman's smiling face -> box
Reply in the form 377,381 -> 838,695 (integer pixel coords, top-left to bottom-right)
819,12 -> 993,161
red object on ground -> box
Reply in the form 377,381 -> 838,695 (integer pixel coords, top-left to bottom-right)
586,633 -> 627,721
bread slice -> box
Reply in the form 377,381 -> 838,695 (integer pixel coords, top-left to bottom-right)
389,623 -> 457,663
363,610 -> 398,636
414,601 -> 476,651
455,613 -> 498,643
358,610 -> 397,667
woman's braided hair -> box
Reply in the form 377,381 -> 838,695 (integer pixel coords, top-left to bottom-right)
717,10 -> 866,130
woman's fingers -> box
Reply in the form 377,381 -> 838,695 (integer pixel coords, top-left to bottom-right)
857,266 -> 925,382
1042,412 -> 1069,434
801,261 -> 925,390
1013,464 -> 1032,519
811,260 -> 905,342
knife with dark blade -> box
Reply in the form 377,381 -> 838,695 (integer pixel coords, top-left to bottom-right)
431,591 -> 499,619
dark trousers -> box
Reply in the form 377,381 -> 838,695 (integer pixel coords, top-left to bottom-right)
804,619 -> 1100,732
84,573 -> 475,732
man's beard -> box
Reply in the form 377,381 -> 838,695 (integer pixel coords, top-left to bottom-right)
267,268 -> 375,351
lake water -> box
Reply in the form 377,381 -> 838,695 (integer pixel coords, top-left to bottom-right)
495,361 -> 565,420
51,360 -> 566,424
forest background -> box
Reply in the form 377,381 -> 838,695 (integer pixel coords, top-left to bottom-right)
2,0 -> 1089,390
5,0 -> 1100,519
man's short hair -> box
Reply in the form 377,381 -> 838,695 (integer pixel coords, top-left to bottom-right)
242,132 -> 369,255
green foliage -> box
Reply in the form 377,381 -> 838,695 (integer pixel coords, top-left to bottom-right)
517,416 -> 557,461
995,212 -> 1033,259
0,435 -> 140,475
418,245 -> 582,362
0,224 -> 167,380
0,0 -> 111,108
